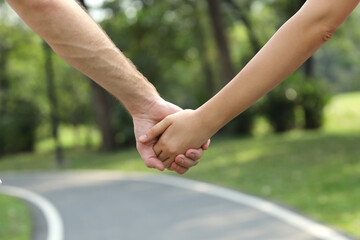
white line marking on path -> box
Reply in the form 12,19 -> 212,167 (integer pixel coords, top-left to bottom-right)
139,174 -> 350,240
0,171 -> 351,240
0,185 -> 64,240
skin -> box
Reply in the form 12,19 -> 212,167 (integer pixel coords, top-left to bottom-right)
5,0 -> 209,174
133,100 -> 209,173
141,0 -> 360,165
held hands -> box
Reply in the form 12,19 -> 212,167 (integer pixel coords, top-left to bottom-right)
133,100 -> 210,174
139,109 -> 212,169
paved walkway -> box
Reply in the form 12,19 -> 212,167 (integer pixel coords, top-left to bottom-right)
0,171 -> 354,240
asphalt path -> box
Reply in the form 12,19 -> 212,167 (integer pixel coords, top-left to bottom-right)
0,171 -> 355,240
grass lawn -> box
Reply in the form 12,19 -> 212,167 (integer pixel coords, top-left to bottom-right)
186,131 -> 360,237
324,92 -> 360,132
0,195 -> 32,240
0,92 -> 359,238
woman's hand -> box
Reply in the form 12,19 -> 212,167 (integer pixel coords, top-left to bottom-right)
133,100 -> 210,174
139,109 -> 213,168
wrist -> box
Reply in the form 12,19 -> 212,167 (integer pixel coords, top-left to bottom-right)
195,106 -> 224,137
130,92 -> 182,122
127,91 -> 162,117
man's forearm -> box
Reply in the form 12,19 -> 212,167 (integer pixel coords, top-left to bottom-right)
198,0 -> 359,133
6,0 -> 159,115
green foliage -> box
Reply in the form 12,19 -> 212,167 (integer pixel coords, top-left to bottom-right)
262,74 -> 299,132
262,72 -> 330,132
52,57 -> 93,127
225,107 -> 257,135
266,0 -> 304,20
101,0 -> 215,107
1,93 -> 359,238
186,131 -> 360,238
0,99 -> 41,155
111,102 -> 135,147
0,194 -> 32,240
298,79 -> 330,129
35,124 -> 101,152
1,0 -> 359,156
315,6 -> 360,92
324,92 -> 360,132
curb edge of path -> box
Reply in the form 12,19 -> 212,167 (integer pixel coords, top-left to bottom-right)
0,170 -> 356,240
0,185 -> 64,240
135,173 -> 353,240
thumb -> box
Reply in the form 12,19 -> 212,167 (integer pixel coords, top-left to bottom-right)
139,117 -> 172,143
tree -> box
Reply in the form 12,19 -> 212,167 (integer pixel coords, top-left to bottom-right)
43,42 -> 65,166
0,12 -> 41,156
205,0 -> 257,135
0,38 -> 10,114
273,0 -> 325,130
224,0 -> 262,53
206,0 -> 236,85
269,0 -> 313,76
78,0 -> 117,151
183,0 -> 217,98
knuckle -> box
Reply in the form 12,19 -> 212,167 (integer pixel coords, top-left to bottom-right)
193,151 -> 201,159
168,150 -> 176,156
145,162 -> 154,169
167,146 -> 177,155
166,115 -> 174,121
163,116 -> 172,124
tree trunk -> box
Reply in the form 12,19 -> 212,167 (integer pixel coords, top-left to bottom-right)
304,56 -> 313,77
224,0 -> 262,53
43,42 -> 65,166
0,45 -> 10,114
78,0 -> 117,151
190,1 -> 216,97
302,2 -> 313,79
292,0 -> 314,78
89,81 -> 117,151
201,53 -> 216,97
206,0 -> 236,85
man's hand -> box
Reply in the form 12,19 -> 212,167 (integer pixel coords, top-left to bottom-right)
133,98 -> 209,174
139,109 -> 213,169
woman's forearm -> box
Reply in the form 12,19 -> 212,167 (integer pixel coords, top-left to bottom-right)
198,0 -> 359,134
6,0 -> 159,115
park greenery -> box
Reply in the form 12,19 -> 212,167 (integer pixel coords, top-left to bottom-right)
1,92 -> 359,239
0,0 -> 360,239
0,194 -> 32,240
0,0 -> 360,159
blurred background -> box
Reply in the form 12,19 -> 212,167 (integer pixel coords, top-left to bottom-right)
0,0 -> 359,239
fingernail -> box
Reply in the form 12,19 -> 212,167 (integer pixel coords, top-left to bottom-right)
190,153 -> 195,159
179,158 -> 184,164
139,135 -> 147,141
